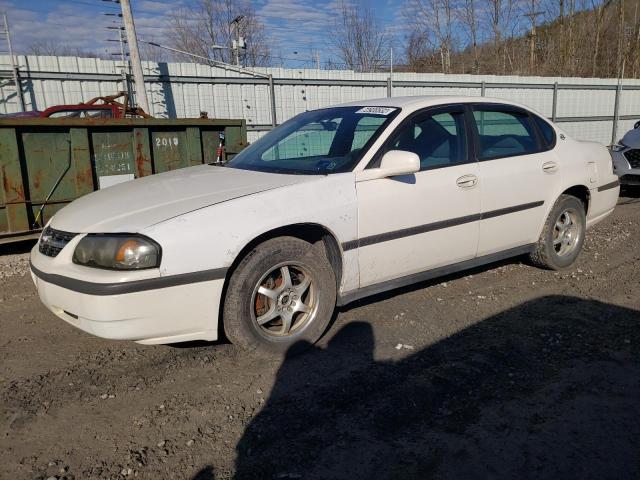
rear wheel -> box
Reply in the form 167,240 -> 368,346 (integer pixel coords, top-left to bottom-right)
223,236 -> 336,353
530,194 -> 586,270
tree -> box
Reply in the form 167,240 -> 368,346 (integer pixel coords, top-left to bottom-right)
27,40 -> 101,58
406,30 -> 438,70
331,0 -> 390,72
460,0 -> 480,73
408,0 -> 456,73
168,0 -> 270,67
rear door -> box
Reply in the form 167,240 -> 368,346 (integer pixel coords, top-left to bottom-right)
470,104 -> 562,256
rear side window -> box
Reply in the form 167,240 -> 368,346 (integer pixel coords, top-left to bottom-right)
472,109 -> 539,160
532,115 -> 556,148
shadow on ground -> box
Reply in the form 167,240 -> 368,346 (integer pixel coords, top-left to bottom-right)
190,295 -> 640,479
619,186 -> 640,202
0,239 -> 36,255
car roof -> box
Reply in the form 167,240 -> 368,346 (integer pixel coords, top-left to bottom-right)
335,95 -> 533,112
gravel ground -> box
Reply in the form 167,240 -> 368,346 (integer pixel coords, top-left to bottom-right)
1,191 -> 640,480
0,248 -> 30,279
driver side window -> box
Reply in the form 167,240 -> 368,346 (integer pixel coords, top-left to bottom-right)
385,110 -> 468,171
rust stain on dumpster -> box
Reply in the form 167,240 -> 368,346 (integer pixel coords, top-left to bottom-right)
134,129 -> 151,178
33,169 -> 43,190
2,165 -> 25,201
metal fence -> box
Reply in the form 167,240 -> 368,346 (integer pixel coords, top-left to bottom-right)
1,55 -> 640,145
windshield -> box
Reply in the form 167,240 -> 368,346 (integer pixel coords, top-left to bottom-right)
226,106 -> 400,174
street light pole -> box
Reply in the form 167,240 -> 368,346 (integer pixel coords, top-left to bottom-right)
120,0 -> 150,114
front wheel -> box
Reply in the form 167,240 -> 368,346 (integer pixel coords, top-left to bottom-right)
530,194 -> 586,270
222,236 -> 336,353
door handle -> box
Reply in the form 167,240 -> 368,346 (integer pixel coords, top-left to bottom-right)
542,161 -> 559,174
456,174 -> 478,188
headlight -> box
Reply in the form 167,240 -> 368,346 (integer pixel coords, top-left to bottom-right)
610,143 -> 627,152
73,235 -> 161,270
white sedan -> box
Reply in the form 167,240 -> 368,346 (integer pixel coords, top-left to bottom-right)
30,96 -> 620,352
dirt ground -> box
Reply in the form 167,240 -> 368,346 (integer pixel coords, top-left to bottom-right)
1,191 -> 639,480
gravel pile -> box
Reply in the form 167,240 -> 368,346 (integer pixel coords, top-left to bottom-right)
0,251 -> 30,279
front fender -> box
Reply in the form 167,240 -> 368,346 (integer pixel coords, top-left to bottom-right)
142,172 -> 360,292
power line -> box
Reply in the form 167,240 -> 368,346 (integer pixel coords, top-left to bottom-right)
3,1 -> 390,68
65,0 -> 119,10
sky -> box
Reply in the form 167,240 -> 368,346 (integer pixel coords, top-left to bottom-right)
0,0 -> 405,68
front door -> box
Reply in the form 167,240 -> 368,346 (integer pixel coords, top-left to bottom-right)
355,106 -> 481,288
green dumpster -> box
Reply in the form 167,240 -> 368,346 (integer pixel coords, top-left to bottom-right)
0,117 -> 247,244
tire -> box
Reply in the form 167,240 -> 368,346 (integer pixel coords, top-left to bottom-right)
222,236 -> 336,354
530,194 -> 586,270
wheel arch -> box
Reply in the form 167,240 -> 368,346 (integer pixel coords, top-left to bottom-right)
561,184 -> 591,216
217,223 -> 345,338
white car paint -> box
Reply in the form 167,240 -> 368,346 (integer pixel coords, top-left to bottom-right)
356,161 -> 481,287
30,96 -> 620,345
53,164 -> 312,232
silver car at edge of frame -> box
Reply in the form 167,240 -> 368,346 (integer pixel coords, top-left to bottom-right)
611,121 -> 640,187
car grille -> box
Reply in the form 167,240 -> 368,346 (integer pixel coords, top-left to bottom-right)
624,149 -> 640,168
621,174 -> 640,185
38,227 -> 77,258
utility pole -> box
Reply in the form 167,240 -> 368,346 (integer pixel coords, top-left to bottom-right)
524,1 -> 544,74
230,15 -> 244,67
120,0 -> 149,113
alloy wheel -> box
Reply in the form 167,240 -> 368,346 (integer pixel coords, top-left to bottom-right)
251,263 -> 318,337
553,208 -> 582,257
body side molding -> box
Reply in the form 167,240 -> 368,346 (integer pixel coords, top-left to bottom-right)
342,201 -> 544,251
597,180 -> 620,192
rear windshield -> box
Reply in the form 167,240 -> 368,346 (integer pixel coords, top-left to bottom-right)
226,106 -> 400,174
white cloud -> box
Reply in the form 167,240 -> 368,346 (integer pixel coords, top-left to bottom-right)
0,0 -> 405,67
0,1 -> 173,56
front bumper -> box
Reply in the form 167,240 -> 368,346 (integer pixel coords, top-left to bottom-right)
30,243 -> 224,345
611,149 -> 640,185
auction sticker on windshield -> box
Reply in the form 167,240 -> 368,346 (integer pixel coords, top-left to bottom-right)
355,106 -> 397,115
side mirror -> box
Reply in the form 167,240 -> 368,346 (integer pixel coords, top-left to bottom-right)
356,150 -> 420,182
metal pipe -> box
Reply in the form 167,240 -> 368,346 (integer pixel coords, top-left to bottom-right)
552,82 -> 558,122
117,28 -> 130,98
611,82 -> 623,144
389,47 -> 393,96
8,70 -> 640,91
3,13 -> 23,112
139,40 -> 269,79
268,74 -> 277,127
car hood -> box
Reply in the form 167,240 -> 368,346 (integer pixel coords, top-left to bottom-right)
50,165 -> 314,233
621,127 -> 640,148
